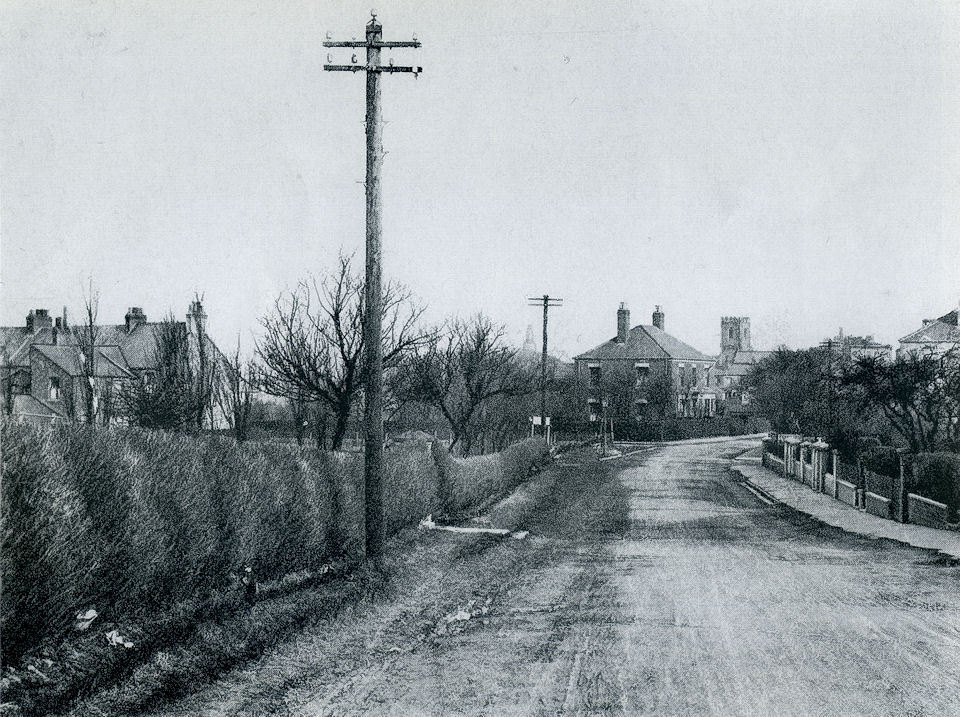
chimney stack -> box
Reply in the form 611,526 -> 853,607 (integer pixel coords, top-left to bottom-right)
26,308 -> 53,334
187,299 -> 207,328
616,303 -> 630,343
652,305 -> 665,331
125,307 -> 147,333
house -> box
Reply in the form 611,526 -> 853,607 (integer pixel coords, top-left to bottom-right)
573,304 -> 719,421
712,316 -> 772,415
820,329 -> 891,362
898,303 -> 960,358
0,301 -> 224,425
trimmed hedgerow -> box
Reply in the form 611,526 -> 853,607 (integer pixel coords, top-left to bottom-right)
860,444 -> 901,479
382,440 -> 441,536
1,422 -> 550,664
438,438 -> 552,516
909,452 -> 960,518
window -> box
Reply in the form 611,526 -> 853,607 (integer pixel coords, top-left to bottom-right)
678,366 -> 686,387
48,376 -> 61,400
635,364 -> 649,385
589,366 -> 601,387
691,367 -> 699,386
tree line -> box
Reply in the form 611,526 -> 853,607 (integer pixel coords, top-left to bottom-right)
744,345 -> 960,455
57,256 -> 557,456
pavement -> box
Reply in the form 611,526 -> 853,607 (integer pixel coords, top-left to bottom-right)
731,451 -> 960,560
93,440 -> 960,717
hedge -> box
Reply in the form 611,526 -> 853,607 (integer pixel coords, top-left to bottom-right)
1,422 -> 549,663
860,445 -> 900,479
908,452 -> 960,518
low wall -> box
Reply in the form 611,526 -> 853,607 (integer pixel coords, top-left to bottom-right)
822,473 -> 836,497
908,493 -> 950,530
836,479 -> 858,507
863,469 -> 894,501
763,452 -> 784,471
865,491 -> 892,519
802,462 -> 817,489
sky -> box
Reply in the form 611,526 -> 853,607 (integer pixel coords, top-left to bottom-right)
2,0 -> 959,360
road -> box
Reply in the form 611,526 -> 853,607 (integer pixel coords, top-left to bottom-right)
139,440 -> 960,716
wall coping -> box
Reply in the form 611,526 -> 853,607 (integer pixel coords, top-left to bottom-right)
907,493 -> 948,510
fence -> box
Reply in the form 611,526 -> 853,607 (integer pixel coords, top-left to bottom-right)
761,433 -> 929,524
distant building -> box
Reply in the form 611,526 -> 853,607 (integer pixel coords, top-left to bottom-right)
898,304 -> 960,358
712,316 -> 772,415
0,302 -> 224,425
574,304 -> 718,420
820,328 -> 891,362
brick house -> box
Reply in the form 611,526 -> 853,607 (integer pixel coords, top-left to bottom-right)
573,304 -> 719,422
1,302 -> 224,425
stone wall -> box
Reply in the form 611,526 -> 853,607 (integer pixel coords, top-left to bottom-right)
907,494 -> 950,530
865,491 -> 892,519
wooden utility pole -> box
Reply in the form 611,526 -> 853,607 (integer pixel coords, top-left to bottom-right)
324,13 -> 421,559
527,295 -> 562,440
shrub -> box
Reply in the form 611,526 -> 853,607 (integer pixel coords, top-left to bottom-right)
909,452 -> 960,516
382,441 -> 440,535
860,445 -> 900,479
435,438 -> 550,516
0,424 -> 549,664
1,422 -> 97,661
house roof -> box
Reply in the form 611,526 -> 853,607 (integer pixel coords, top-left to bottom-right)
716,349 -> 774,376
12,394 -> 66,418
31,344 -> 133,378
899,316 -> 960,345
0,320 -> 224,372
575,324 -> 714,363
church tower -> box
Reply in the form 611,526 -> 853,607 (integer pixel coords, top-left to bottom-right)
721,316 -> 751,356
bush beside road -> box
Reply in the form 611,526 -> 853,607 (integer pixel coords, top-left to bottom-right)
0,421 -> 549,715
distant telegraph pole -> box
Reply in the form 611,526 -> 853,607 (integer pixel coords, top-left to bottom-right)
324,13 -> 421,559
527,295 -> 563,440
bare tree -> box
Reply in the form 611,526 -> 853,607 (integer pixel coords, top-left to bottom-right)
393,314 -> 537,456
257,253 -> 428,450
218,336 -> 256,442
73,277 -> 100,424
119,314 -> 199,430
843,348 -> 960,452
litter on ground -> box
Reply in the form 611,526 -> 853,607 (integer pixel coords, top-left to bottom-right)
418,515 -> 510,536
75,608 -> 98,631
105,630 -> 134,648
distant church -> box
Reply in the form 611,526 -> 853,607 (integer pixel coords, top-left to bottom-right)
713,316 -> 771,414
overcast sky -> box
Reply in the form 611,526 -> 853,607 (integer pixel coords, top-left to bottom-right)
2,0 -> 959,359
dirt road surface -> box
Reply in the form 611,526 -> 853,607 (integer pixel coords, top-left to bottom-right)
138,440 -> 960,716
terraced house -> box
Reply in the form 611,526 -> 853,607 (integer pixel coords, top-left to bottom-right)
0,301 -> 223,425
574,304 -> 718,422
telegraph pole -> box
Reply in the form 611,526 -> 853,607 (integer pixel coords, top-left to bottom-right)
527,295 -> 563,441
324,13 -> 421,559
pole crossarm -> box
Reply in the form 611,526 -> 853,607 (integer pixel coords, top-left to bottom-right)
324,64 -> 423,73
323,40 -> 421,48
